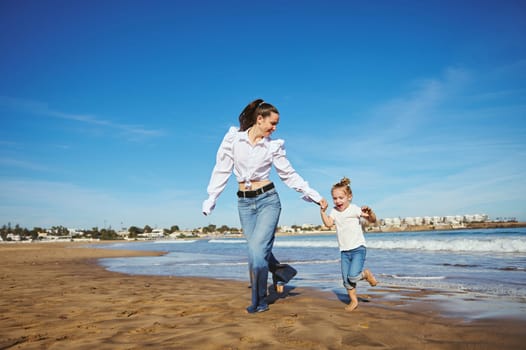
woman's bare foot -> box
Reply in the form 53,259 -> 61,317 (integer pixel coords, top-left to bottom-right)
275,283 -> 284,294
363,269 -> 378,287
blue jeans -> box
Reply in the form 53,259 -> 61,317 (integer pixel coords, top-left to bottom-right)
238,188 -> 281,309
340,245 -> 366,290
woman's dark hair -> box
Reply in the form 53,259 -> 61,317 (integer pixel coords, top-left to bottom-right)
238,99 -> 279,131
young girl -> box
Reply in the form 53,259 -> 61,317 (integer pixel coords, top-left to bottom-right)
320,177 -> 378,312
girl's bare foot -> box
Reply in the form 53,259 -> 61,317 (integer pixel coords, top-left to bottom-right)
345,300 -> 358,312
363,269 -> 378,287
345,288 -> 358,312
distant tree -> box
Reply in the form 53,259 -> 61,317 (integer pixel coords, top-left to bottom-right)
100,228 -> 119,240
0,225 -> 7,240
51,225 -> 69,236
128,226 -> 142,238
218,225 -> 230,233
170,225 -> 180,233
29,230 -> 39,240
90,227 -> 101,239
203,224 -> 216,233
143,225 -> 153,233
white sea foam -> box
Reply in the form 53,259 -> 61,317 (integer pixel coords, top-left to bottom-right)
286,259 -> 339,265
180,261 -> 248,267
387,274 -> 446,280
205,236 -> 526,253
274,240 -> 338,248
368,237 -> 526,253
262,237 -> 526,253
205,239 -> 337,248
208,239 -> 246,244
153,240 -> 197,244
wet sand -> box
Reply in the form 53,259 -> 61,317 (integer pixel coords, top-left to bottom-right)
1,242 -> 524,349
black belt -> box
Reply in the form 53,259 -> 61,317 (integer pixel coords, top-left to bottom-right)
237,183 -> 275,198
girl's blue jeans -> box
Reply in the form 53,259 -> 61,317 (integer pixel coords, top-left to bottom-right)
340,245 -> 366,290
238,188 -> 281,309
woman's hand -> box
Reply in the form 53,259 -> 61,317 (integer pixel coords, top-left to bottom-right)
319,198 -> 329,212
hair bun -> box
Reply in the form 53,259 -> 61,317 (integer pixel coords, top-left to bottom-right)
340,177 -> 351,186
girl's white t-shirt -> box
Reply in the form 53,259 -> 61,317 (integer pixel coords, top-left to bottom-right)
329,203 -> 366,251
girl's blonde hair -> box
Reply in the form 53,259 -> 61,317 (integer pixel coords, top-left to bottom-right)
331,177 -> 352,196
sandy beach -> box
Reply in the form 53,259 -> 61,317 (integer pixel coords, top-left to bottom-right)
1,242 -> 524,349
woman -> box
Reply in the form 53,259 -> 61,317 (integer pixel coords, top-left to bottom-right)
203,99 -> 327,313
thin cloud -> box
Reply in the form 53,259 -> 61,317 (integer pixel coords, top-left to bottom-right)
0,179 -> 205,230
0,96 -> 164,140
364,67 -> 469,140
301,64 -> 521,163
287,67 -> 469,160
0,140 -> 21,147
0,157 -> 50,172
373,157 -> 526,219
286,64 -> 526,221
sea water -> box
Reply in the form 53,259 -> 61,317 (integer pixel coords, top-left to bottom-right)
96,227 -> 526,319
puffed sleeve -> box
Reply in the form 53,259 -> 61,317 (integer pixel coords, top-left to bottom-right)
271,139 -> 323,204
202,127 -> 237,215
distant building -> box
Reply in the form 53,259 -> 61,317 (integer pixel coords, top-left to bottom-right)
382,217 -> 401,227
379,213 -> 489,230
301,224 -> 316,230
6,233 -> 21,241
68,228 -> 84,236
138,228 -> 165,240
444,216 -> 458,224
404,217 -> 416,225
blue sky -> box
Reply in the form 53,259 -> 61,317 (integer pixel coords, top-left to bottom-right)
1,0 -> 525,230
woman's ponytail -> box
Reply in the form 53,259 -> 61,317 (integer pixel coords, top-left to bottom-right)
238,99 -> 279,131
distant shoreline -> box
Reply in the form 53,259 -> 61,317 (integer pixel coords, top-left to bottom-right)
276,221 -> 526,237
3,221 -> 523,243
367,221 -> 526,233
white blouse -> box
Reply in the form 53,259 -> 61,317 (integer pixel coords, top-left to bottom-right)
202,126 -> 323,215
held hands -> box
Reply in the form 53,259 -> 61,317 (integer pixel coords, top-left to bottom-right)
318,198 -> 333,228
319,198 -> 329,212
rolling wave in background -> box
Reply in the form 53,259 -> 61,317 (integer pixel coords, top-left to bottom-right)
270,236 -> 525,253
